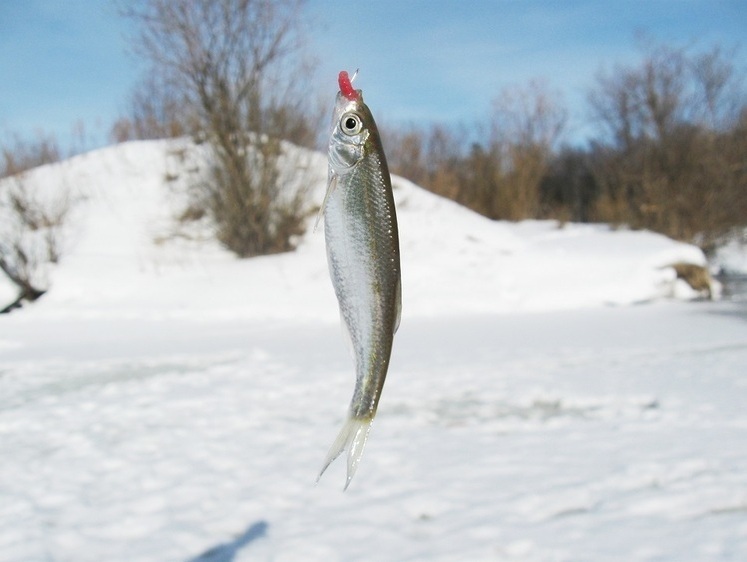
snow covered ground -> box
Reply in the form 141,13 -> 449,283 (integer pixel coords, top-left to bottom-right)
1,140 -> 746,561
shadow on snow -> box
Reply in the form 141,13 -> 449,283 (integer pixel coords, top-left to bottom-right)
187,521 -> 269,562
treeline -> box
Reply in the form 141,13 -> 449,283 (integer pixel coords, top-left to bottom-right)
384,42 -> 747,253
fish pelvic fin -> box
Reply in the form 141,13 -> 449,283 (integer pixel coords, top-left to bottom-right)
316,416 -> 374,490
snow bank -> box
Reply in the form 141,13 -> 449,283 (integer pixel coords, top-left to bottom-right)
0,139 -> 709,319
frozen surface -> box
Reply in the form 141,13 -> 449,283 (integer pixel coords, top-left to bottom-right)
2,304 -> 747,562
1,140 -> 745,561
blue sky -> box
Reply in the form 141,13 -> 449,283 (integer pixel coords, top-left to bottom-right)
1,0 -> 745,150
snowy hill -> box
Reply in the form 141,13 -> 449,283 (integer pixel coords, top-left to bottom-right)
2,140 -> 746,562
0,139 -> 708,318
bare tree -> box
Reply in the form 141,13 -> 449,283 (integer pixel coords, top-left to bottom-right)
588,40 -> 747,247
1,132 -> 61,177
120,0 -> 317,257
491,79 -> 568,151
1,135 -> 71,312
466,80 -> 567,220
384,81 -> 567,222
110,72 -> 194,142
384,123 -> 466,201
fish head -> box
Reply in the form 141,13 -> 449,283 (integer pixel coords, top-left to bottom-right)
315,70 -> 385,231
328,71 -> 375,175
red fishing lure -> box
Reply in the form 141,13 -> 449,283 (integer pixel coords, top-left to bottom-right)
338,71 -> 359,100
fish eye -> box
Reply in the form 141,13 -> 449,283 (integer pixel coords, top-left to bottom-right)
340,112 -> 363,135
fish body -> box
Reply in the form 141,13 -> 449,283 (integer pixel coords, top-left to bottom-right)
317,72 -> 401,489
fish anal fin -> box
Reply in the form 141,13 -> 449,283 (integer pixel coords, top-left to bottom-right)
393,279 -> 402,334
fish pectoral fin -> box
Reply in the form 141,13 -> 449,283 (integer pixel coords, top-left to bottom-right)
316,416 -> 374,490
314,173 -> 338,232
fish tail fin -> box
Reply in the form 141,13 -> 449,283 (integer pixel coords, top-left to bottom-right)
316,416 -> 373,490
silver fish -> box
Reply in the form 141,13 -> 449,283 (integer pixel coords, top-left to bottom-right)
316,71 -> 402,489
